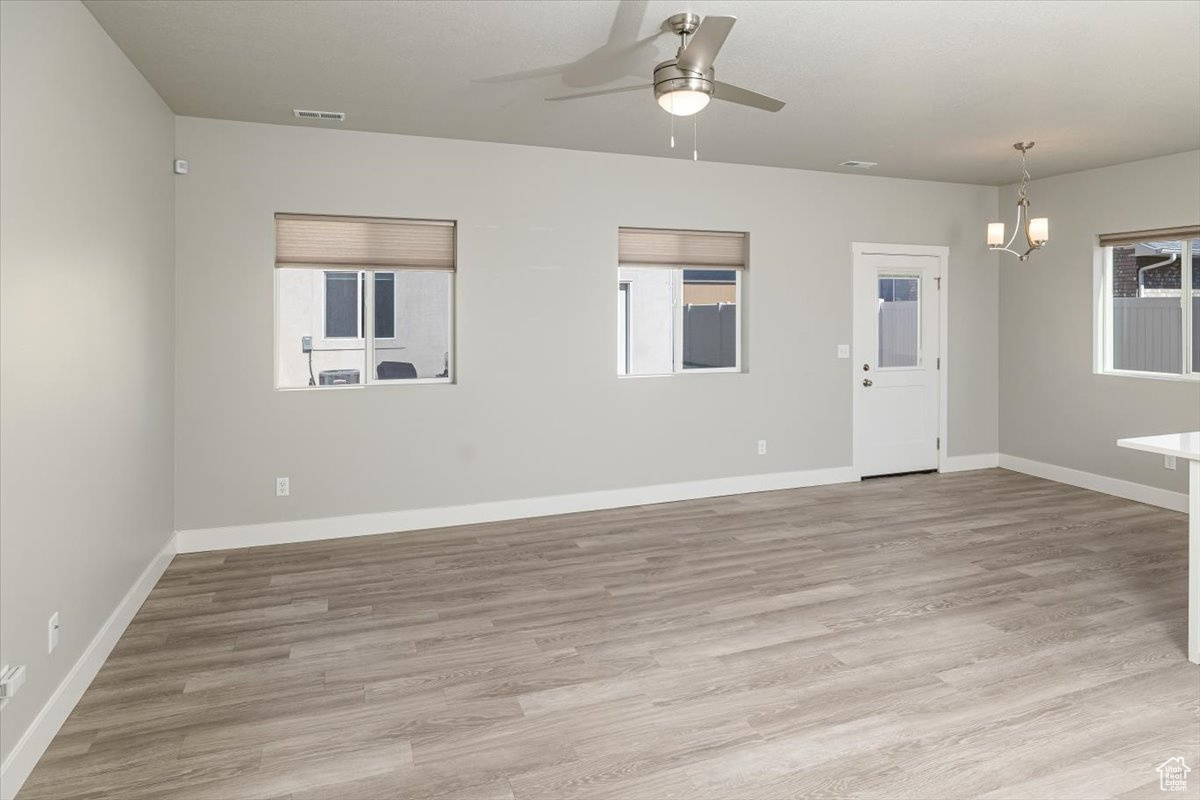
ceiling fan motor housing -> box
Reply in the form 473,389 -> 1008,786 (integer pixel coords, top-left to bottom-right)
653,60 -> 715,102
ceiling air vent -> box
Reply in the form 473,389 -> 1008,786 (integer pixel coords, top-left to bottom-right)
293,109 -> 345,122
838,160 -> 878,169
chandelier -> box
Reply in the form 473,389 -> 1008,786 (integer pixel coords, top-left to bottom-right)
987,142 -> 1049,260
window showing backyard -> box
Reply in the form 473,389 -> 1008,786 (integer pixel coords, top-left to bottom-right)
617,228 -> 745,375
274,214 -> 455,388
1099,233 -> 1199,378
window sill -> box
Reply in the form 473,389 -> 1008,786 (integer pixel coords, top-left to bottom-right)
618,368 -> 744,378
1094,369 -> 1200,383
276,377 -> 453,391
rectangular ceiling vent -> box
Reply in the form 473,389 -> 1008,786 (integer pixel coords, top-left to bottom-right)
293,109 -> 345,122
838,160 -> 878,169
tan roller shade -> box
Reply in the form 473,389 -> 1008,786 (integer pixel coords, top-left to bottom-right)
1098,226 -> 1200,247
618,227 -> 746,268
276,214 -> 456,271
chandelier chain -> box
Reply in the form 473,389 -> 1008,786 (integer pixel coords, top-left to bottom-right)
1017,148 -> 1031,201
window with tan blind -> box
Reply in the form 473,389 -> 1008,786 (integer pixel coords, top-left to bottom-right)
1096,227 -> 1199,379
274,214 -> 455,388
617,227 -> 746,375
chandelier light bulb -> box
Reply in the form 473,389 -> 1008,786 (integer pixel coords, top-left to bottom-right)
1028,217 -> 1049,244
987,223 -> 1005,247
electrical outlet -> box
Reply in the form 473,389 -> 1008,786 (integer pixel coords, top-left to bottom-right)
757,440 -> 767,456
1165,455 -> 1177,470
276,477 -> 290,497
48,612 -> 59,654
836,344 -> 850,359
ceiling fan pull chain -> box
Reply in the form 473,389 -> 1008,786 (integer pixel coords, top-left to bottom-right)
693,117 -> 698,161
669,110 -> 675,149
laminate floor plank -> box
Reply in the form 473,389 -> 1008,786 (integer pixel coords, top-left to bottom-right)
17,469 -> 1199,799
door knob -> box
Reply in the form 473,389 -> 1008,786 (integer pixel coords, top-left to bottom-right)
862,363 -> 870,371
862,378 -> 873,387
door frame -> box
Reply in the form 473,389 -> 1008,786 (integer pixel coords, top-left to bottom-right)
850,242 -> 950,477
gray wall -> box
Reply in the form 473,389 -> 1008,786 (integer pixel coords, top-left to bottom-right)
0,0 -> 175,768
174,117 -> 1000,532
999,150 -> 1200,492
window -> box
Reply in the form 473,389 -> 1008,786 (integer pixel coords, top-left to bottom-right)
1098,226 -> 1199,379
275,214 -> 455,388
877,275 -> 920,368
321,272 -> 396,340
617,227 -> 745,375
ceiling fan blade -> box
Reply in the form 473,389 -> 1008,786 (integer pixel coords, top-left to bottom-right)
713,81 -> 785,112
546,84 -> 651,102
676,16 -> 736,73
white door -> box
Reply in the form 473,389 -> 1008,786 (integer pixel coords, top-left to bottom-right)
852,247 -> 942,477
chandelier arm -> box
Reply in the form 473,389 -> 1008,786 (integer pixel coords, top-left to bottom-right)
1002,201 -> 1024,250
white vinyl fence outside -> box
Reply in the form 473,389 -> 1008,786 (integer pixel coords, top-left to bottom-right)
1112,296 -> 1200,373
878,300 -> 919,368
682,303 -> 737,369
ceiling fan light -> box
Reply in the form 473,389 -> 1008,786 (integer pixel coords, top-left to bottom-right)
658,89 -> 710,117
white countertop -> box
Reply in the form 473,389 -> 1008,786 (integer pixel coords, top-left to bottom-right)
1117,431 -> 1200,461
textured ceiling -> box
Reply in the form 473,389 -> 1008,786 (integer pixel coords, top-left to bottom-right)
84,0 -> 1200,185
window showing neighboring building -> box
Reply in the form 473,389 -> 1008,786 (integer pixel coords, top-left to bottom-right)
321,272 -> 397,340
1098,229 -> 1199,378
617,228 -> 745,375
275,214 -> 455,388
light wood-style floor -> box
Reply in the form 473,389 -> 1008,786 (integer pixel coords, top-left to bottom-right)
19,469 -> 1200,800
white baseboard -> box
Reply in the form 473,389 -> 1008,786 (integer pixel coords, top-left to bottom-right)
0,534 -> 177,800
998,454 -> 1188,513
941,453 -> 1000,472
176,466 -> 862,553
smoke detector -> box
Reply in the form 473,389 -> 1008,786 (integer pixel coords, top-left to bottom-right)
293,109 -> 345,122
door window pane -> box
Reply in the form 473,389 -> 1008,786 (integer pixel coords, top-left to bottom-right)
878,276 -> 919,368
324,271 -> 359,338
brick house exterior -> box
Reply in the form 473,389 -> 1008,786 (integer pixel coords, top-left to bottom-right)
1111,243 -> 1200,298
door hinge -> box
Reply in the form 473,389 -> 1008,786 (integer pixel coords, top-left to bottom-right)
936,357 -> 940,370
935,276 -> 942,289
936,437 -> 941,450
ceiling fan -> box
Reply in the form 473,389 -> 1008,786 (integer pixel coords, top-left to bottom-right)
547,12 -> 785,116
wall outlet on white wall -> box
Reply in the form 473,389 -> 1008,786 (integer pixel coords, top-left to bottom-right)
757,440 -> 767,456
48,612 -> 60,654
276,477 -> 290,496
836,344 -> 850,359
1164,455 -> 1177,470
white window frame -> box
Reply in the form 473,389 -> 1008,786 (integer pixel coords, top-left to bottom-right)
1095,239 -> 1198,382
618,280 -> 631,375
618,264 -> 743,377
874,272 -> 924,371
313,270 -> 400,350
277,268 -> 455,390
